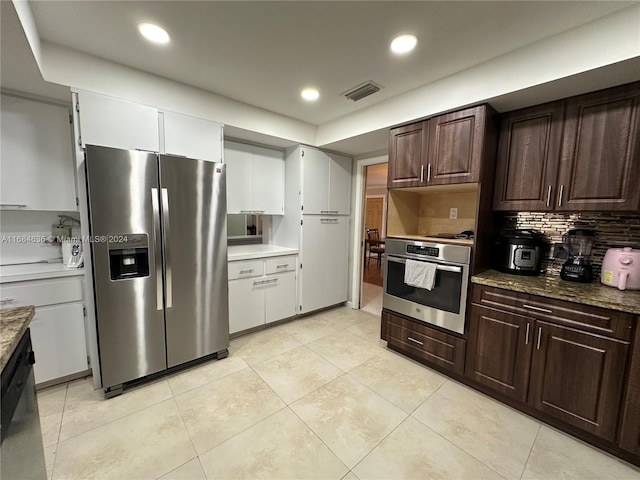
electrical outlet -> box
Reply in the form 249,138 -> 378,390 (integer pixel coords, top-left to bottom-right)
449,207 -> 458,220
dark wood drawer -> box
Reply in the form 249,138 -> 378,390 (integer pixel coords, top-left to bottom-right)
472,285 -> 634,341
383,310 -> 466,375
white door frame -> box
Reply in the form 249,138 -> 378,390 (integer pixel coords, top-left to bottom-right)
350,155 -> 388,310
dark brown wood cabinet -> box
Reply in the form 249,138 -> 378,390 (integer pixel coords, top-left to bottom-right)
558,83 -> 640,211
529,320 -> 628,441
493,81 -> 640,212
619,322 -> 640,456
493,101 -> 565,211
388,122 -> 427,188
388,104 -> 493,188
382,309 -> 466,375
465,305 -> 533,402
426,105 -> 486,185
466,285 -> 632,443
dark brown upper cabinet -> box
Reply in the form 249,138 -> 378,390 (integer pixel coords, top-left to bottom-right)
426,105 -> 486,185
494,81 -> 640,212
388,105 -> 493,188
388,122 -> 427,188
493,101 -> 565,211
557,83 -> 640,211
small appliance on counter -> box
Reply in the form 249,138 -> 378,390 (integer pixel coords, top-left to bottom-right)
601,247 -> 640,290
560,229 -> 596,283
494,229 -> 547,275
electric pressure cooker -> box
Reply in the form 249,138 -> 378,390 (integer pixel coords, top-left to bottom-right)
494,229 -> 548,275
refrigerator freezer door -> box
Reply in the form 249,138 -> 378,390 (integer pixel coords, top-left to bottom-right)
85,145 -> 167,389
159,155 -> 229,367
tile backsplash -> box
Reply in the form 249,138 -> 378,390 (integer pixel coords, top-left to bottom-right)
498,212 -> 640,276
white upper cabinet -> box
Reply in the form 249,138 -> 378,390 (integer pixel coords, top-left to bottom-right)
1,95 -> 77,211
75,90 -> 159,152
161,111 -> 222,162
301,147 -> 352,215
224,141 -> 284,215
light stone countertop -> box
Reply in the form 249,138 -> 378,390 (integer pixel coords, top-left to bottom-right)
0,305 -> 35,372
472,269 -> 640,315
228,244 -> 298,262
0,263 -> 85,283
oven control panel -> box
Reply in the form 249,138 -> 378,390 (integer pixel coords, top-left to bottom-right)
407,245 -> 439,257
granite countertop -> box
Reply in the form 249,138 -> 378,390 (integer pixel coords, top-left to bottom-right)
228,244 -> 298,261
0,306 -> 36,372
472,270 -> 640,315
0,263 -> 85,284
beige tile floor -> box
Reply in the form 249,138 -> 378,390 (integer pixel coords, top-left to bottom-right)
38,306 -> 640,480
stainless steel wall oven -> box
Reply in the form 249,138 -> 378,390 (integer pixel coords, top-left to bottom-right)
383,238 -> 471,334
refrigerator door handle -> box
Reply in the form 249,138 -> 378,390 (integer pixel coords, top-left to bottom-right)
161,188 -> 173,308
151,188 -> 163,311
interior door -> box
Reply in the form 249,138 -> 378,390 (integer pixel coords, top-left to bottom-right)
365,197 -> 384,233
160,155 -> 229,367
85,146 -> 166,389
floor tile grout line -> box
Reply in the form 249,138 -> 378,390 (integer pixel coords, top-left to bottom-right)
52,379 -> 175,447
413,418 -> 511,480
167,361 -> 251,398
286,397 -> 351,474
519,424 -> 542,480
169,395 -> 201,474
45,382 -> 69,480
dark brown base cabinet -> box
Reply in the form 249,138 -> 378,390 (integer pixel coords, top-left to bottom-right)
466,285 -> 635,450
381,310 -> 466,375
620,324 -> 640,456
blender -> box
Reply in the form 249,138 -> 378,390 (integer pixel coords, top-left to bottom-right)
560,229 -> 596,283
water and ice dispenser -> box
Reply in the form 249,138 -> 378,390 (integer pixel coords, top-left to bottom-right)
108,234 -> 150,280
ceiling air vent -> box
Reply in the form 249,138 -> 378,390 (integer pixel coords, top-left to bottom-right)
342,81 -> 383,102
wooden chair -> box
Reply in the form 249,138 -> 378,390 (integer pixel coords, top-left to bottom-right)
366,228 -> 385,268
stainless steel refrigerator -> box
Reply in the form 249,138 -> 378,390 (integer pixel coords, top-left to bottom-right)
85,145 -> 229,396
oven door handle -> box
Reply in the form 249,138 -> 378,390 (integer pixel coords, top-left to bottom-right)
386,256 -> 463,273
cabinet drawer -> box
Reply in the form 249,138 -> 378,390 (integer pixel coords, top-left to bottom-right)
472,285 -> 633,341
265,255 -> 297,274
228,260 -> 264,280
383,310 -> 466,375
0,277 -> 84,308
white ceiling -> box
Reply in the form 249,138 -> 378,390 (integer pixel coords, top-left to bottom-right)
2,1 -> 639,155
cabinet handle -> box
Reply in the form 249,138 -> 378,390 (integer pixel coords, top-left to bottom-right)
240,269 -> 254,274
267,278 -> 278,284
522,304 -> 552,314
0,204 -> 27,209
420,165 -> 425,183
546,185 -> 552,207
536,327 -> 542,350
321,218 -> 339,224
408,336 -> 424,346
525,323 -> 531,345
253,280 -> 266,286
320,210 -> 339,214
0,298 -> 15,304
276,264 -> 289,269
558,185 -> 564,207
427,164 -> 432,182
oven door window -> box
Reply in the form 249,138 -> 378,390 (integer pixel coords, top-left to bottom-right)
386,258 -> 462,314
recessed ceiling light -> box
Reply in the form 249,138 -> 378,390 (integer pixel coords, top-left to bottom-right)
138,23 -> 170,45
390,34 -> 417,54
301,88 -> 320,101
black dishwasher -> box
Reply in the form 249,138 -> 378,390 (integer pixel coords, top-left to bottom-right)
1,328 -> 47,480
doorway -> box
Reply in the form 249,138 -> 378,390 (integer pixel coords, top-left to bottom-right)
361,163 -> 388,316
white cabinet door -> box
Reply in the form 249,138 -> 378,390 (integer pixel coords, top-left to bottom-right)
0,95 -> 76,211
325,217 -> 350,305
163,111 -> 222,162
76,91 -> 159,152
251,145 -> 284,215
265,271 -> 296,323
301,148 -> 330,214
228,278 -> 265,334
225,142 -> 253,214
30,303 -> 88,384
225,141 -> 284,215
300,216 -> 327,314
328,153 -> 352,214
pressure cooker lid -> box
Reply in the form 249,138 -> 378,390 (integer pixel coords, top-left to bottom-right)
499,229 -> 546,240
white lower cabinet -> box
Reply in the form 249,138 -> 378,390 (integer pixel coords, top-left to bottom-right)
30,303 -> 87,384
228,255 -> 297,335
0,275 -> 88,385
